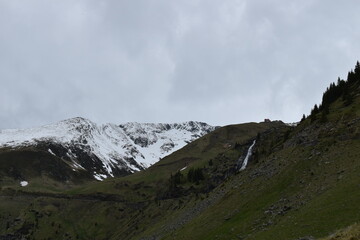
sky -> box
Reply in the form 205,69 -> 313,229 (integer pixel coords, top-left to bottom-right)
1,0 -> 360,129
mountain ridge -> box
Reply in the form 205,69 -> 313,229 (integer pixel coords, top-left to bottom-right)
0,117 -> 217,180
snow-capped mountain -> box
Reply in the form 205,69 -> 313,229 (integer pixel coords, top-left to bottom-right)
0,117 -> 217,180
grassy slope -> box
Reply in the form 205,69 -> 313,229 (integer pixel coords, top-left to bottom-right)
0,147 -> 93,193
319,223 -> 360,240
158,89 -> 360,240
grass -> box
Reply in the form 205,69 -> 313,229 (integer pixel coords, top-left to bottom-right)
319,223 -> 360,240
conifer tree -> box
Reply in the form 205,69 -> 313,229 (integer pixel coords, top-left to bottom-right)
311,104 -> 319,115
300,114 -> 306,122
354,61 -> 360,84
310,104 -> 319,122
355,61 -> 360,75
347,70 -> 356,84
187,168 -> 204,183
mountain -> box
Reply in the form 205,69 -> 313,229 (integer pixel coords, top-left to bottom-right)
0,117 -> 217,180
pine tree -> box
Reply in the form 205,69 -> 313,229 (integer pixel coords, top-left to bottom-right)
311,104 -> 319,116
187,168 -> 204,183
354,61 -> 360,84
347,70 -> 356,84
310,104 -> 319,122
355,61 -> 360,75
300,114 -> 306,122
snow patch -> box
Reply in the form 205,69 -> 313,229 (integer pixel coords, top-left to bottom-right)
71,161 -> 85,171
180,166 -> 187,171
20,181 -> 28,187
48,149 -> 56,156
286,122 -> 299,127
94,173 -> 108,181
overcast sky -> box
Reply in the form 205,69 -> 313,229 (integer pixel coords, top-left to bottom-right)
1,0 -> 360,129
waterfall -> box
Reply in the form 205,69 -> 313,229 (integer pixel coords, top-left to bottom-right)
239,140 -> 256,171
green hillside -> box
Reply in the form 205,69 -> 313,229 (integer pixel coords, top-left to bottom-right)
0,146 -> 93,193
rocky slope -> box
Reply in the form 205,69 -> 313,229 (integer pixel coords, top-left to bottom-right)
0,117 -> 217,180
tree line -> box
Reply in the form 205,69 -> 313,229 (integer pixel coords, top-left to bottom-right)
301,61 -> 360,122
169,167 -> 205,189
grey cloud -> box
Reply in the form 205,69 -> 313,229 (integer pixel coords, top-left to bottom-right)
0,0 -> 360,129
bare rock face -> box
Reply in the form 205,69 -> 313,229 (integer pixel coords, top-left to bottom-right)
0,117 -> 217,180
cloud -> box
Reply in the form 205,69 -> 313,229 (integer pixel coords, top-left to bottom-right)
0,0 -> 360,128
